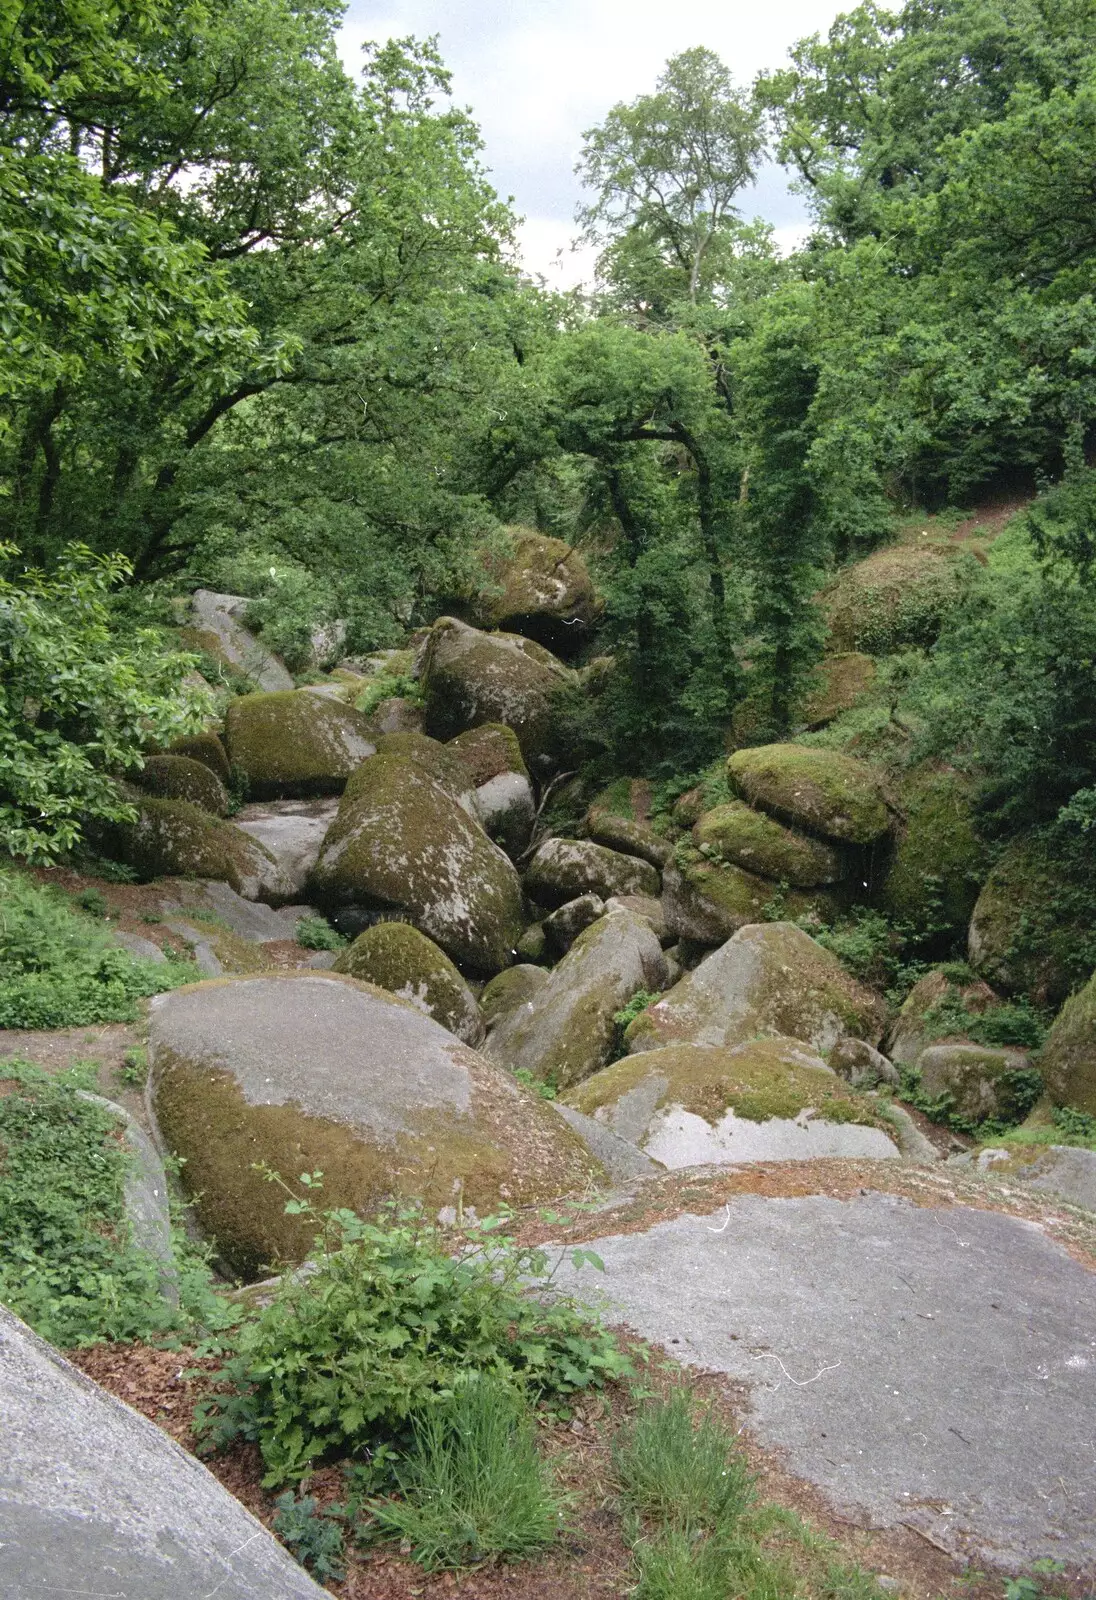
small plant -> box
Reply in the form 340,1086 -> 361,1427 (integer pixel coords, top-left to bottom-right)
72,886 -> 108,918
629,1525 -> 739,1600
140,911 -> 163,925
224,762 -> 249,815
272,1491 -> 347,1581
294,914 -> 345,952
355,672 -> 424,717
513,1066 -> 557,1100
118,1047 -> 148,1086
1051,1105 -> 1096,1146
612,989 -> 657,1058
613,1391 -> 754,1535
369,1376 -> 565,1570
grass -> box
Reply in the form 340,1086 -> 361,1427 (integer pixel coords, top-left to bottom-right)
613,1390 -> 754,1534
294,913 -> 345,951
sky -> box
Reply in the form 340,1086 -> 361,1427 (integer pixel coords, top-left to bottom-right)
338,0 -> 846,286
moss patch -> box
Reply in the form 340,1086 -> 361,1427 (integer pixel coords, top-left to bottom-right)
803,653 -> 878,728
420,616 -> 576,765
447,722 -> 529,785
1040,971 -> 1096,1116
968,831 -> 1096,1005
139,754 -> 228,816
728,743 -> 893,846
121,798 -> 279,897
878,765 -> 988,939
693,801 -> 846,888
374,731 -> 474,801
167,731 -> 231,783
819,544 -> 973,654
223,690 -> 375,798
333,921 -> 483,1043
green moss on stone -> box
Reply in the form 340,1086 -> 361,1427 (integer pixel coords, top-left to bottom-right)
878,765 -> 987,939
803,653 -> 878,728
223,690 -> 375,798
448,723 -> 529,785
968,832 -> 1096,1005
167,731 -> 231,783
140,754 -> 228,816
333,921 -> 483,1043
693,801 -> 846,887
374,731 -> 474,801
820,545 -> 972,654
1040,971 -> 1096,1116
121,798 -> 278,895
728,743 -> 893,845
420,616 -> 575,764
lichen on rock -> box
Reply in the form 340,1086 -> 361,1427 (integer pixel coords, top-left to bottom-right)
223,690 -> 375,799
120,797 -> 291,902
333,921 -> 484,1045
139,754 -> 228,816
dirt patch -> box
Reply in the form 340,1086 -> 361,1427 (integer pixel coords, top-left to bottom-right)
949,496 -> 1031,544
0,1022 -> 150,1124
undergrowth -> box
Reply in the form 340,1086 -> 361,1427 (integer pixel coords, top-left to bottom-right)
294,913 -> 345,952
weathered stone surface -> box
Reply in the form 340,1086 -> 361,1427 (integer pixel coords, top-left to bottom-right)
224,690 -> 375,799
140,753 -> 228,815
333,921 -> 484,1045
485,909 -> 669,1089
233,798 -> 340,899
543,894 -> 606,958
524,837 -> 660,908
567,1038 -> 897,1168
148,974 -> 599,1275
167,729 -> 231,782
77,1092 -> 175,1289
829,1036 -> 900,1089
586,807 -> 671,869
375,730 -> 477,811
170,881 -> 314,943
916,1043 -> 1036,1127
693,801 -> 846,887
474,770 -> 536,857
481,963 -> 550,1027
112,929 -> 169,963
363,695 -> 426,735
419,616 -> 576,767
1017,1145 -> 1096,1212
661,860 -> 839,946
121,798 -> 292,903
515,921 -> 548,963
885,968 -> 1000,1068
728,743 -> 893,846
879,765 -> 988,940
447,722 -> 529,785
1033,969 -> 1096,1116
802,652 -> 877,728
604,894 -> 668,943
624,922 -> 886,1057
310,753 -> 524,974
0,1306 -> 327,1597
186,589 -> 294,692
549,1101 -> 663,1182
460,527 -> 602,657
969,837 -> 1096,1005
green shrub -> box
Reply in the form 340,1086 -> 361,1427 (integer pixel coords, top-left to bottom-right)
919,993 -> 1048,1051
369,1377 -> 565,1570
294,914 -> 345,952
612,989 -> 659,1060
195,1202 -> 630,1486
0,870 -> 195,1028
271,1492 -> 347,1582
355,672 -> 424,717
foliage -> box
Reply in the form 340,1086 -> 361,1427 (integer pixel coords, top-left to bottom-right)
0,869 -> 195,1028
613,1391 -> 754,1535
294,914 -> 345,952
0,544 -> 212,860
919,993 -> 1048,1051
899,1061 -> 1045,1138
271,1492 -> 347,1582
369,1376 -> 565,1570
355,673 -> 424,717
195,1200 -> 630,1486
612,989 -> 660,1060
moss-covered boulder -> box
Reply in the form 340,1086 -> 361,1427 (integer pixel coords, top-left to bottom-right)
484,908 -> 669,1089
624,921 -> 886,1056
310,753 -> 524,974
543,894 -> 605,958
481,964 -> 550,1028
167,730 -> 231,783
473,771 -> 536,858
586,793 -> 671,870
223,690 -> 375,799
661,858 -> 841,946
515,922 -> 548,963
419,616 -> 577,768
916,1043 -> 1038,1128
524,837 -> 660,908
819,545 -> 972,655
374,731 -> 476,810
333,921 -> 484,1045
803,653 -> 878,728
363,696 -> 426,736
1040,971 -> 1096,1116
693,801 -> 846,887
968,835 -> 1096,1005
448,723 -> 529,785
148,974 -> 600,1276
728,744 -> 893,846
120,798 -> 291,902
461,528 -> 602,658
878,766 -> 988,940
885,968 -> 1001,1068
139,754 -> 228,816
566,1038 -> 897,1168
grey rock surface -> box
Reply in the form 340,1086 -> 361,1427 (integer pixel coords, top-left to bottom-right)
0,1304 -> 325,1598
183,880 -> 315,942
830,1036 -> 900,1089
543,893 -> 606,957
76,1092 -> 175,1287
524,836 -> 661,907
550,1100 -> 664,1184
1018,1145 -> 1096,1213
473,769 -> 536,857
112,928 -> 168,963
164,920 -> 223,975
234,798 -> 340,898
190,589 -> 294,693
553,1191 -> 1096,1571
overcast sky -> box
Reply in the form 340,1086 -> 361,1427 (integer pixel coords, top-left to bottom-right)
338,0 -> 846,284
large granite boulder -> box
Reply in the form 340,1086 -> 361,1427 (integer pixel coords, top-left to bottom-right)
333,921 -> 484,1046
566,1037 -> 899,1168
727,744 -> 893,846
448,722 -> 528,786
374,730 -> 477,811
660,859 -> 840,946
624,922 -> 886,1056
585,780 -> 671,869
885,968 -> 1001,1068
223,690 -> 375,799
419,616 -> 576,767
232,797 -> 340,900
480,964 -> 550,1028
484,908 -> 669,1090
524,837 -> 661,908
185,589 -> 294,692
139,753 -> 228,815
0,1305 -> 325,1598
448,725 -> 536,857
148,974 -> 599,1276
878,765 -> 988,940
916,1043 -> 1038,1128
310,753 -> 523,973
167,729 -> 231,783
693,800 -> 846,887
1040,970 -> 1096,1116
121,798 -> 292,903
968,836 -> 1096,1005
460,528 -> 602,657
802,652 -> 878,728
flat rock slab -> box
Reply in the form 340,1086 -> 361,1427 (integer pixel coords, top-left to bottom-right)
0,1305 -> 325,1598
163,880 -> 316,943
554,1191 -> 1096,1572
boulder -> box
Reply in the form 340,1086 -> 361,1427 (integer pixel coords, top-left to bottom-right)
661,859 -> 840,946
879,765 -> 988,940
333,921 -> 484,1046
374,730 -> 476,807
524,837 -> 660,908
727,744 -> 893,846
516,921 -> 548,963
461,527 -> 601,657
885,968 -> 1000,1068
0,1305 -> 326,1598
671,785 -> 707,830
802,653 -> 877,728
185,589 -> 294,692
167,729 -> 231,783
148,974 -> 599,1276
1039,970 -> 1096,1116
916,1043 -> 1037,1127
448,722 -> 529,786
233,798 -> 340,900
473,769 -> 536,857
138,753 -> 228,816
829,1036 -> 900,1089
363,695 -> 426,735
544,894 -> 605,957
693,800 -> 846,887
624,921 -> 886,1057
419,616 -> 576,767
121,798 -> 292,903
585,781 -> 671,869
310,753 -> 524,974
566,1037 -> 899,1169
969,835 -> 1096,1005
484,908 -> 669,1089
224,690 -> 375,799
481,963 -> 550,1028
604,893 -> 668,944
819,544 -> 971,655
76,1093 -> 175,1292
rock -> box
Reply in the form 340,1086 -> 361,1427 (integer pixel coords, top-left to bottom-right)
878,765 -> 988,940
480,964 -> 550,1027
484,909 -> 669,1090
624,921 -> 886,1057
660,859 -> 839,946
885,968 -> 1000,1068
802,653 -> 877,728
223,690 -> 375,799
727,743 -> 893,846
185,589 -> 294,692
693,800 -> 847,887
310,753 -> 524,974
147,974 -> 599,1276
1017,1145 -> 1096,1212
419,616 -> 577,768
164,920 -> 223,976
364,695 -> 426,735
969,835 -> 1096,1004
671,785 -> 707,829
473,770 -> 536,857
333,921 -> 484,1046
172,881 -> 314,943
112,929 -> 168,963
829,1036 -> 900,1089
231,798 -> 339,899
166,729 -> 231,783
447,722 -> 529,786
306,618 -> 347,672
1,1306 -> 327,1598
375,731 -> 477,811
121,798 -> 292,903
915,1043 -> 1037,1126
549,1101 -> 663,1183
138,753 -> 229,815
585,785 -> 671,869
460,527 -> 602,657
516,921 -> 548,963
1039,969 -> 1096,1116
819,544 -> 972,655
566,1038 -> 899,1168
77,1092 -> 175,1293
524,837 -> 661,908
604,894 -> 668,943
543,894 -> 605,957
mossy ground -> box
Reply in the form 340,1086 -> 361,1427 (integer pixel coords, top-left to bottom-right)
819,544 -> 974,655
693,802 -> 846,888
